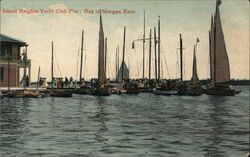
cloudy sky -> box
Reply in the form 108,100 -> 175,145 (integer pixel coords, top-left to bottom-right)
0,0 -> 249,81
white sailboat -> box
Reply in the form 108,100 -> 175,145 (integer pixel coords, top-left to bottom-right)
206,0 -> 240,96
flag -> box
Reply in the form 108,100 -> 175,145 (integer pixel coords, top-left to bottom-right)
197,38 -> 200,43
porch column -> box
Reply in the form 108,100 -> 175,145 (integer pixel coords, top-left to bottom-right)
28,67 -> 31,86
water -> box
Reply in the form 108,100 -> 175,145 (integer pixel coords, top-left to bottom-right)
0,86 -> 249,157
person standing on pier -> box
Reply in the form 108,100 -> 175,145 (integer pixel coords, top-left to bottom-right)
65,77 -> 69,88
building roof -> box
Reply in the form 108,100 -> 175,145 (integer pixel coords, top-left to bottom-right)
0,34 -> 27,46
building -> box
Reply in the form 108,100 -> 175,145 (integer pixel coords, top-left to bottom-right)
0,34 -> 31,87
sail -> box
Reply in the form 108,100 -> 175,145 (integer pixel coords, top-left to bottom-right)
209,14 -> 215,85
117,62 -> 129,82
191,45 -> 199,85
98,13 -> 106,85
214,3 -> 230,84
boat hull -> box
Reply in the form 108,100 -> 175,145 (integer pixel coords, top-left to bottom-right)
49,89 -> 73,97
126,89 -> 140,94
138,87 -> 153,93
153,89 -> 177,96
91,87 -> 111,96
2,91 -> 42,98
74,87 -> 91,95
205,86 -> 240,96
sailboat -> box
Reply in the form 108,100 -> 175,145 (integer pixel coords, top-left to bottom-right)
91,12 -> 111,96
49,41 -> 73,97
74,30 -> 92,95
205,0 -> 240,96
186,40 -> 203,96
120,26 -> 139,94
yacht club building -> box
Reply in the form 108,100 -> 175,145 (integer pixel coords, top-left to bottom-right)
0,34 -> 31,87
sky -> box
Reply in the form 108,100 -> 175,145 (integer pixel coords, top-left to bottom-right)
0,0 -> 249,81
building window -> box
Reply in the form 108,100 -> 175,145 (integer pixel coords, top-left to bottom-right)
0,67 -> 4,82
1,44 -> 12,59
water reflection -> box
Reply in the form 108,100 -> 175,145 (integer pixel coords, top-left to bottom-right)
94,97 -> 108,142
203,97 -> 229,157
0,86 -> 248,156
0,98 -> 31,155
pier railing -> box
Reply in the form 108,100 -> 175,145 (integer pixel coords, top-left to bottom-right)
0,57 -> 31,68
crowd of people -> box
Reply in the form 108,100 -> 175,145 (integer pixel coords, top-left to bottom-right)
20,75 -> 30,87
50,77 -> 77,88
26,76 -> 186,90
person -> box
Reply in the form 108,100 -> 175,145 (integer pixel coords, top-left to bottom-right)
80,78 -> 85,87
65,77 -> 69,88
39,77 -> 43,87
20,76 -> 25,86
26,75 -> 29,87
69,77 -> 73,88
55,78 -> 58,88
74,80 -> 78,88
61,78 -> 64,88
42,78 -> 47,87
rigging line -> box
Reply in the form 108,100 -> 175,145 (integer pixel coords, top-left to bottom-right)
54,51 -> 57,77
137,32 -> 143,40
161,57 -> 163,78
207,53 -> 210,79
183,49 -> 185,80
163,51 -> 171,79
138,59 -> 143,77
84,54 -> 87,78
176,49 -> 180,79
76,49 -> 80,79
53,50 -> 62,77
136,62 -> 139,77
133,43 -> 140,77
56,60 -> 62,77
145,40 -> 149,77
108,55 -> 112,79
128,57 -> 130,77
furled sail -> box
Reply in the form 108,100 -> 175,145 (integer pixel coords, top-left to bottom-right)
214,1 -> 230,84
98,13 -> 106,85
191,45 -> 199,85
117,62 -> 129,82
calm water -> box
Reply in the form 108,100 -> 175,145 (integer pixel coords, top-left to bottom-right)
0,86 -> 249,157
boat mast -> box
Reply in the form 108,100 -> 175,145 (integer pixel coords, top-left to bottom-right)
213,1 -> 220,85
143,10 -> 145,79
36,66 -> 40,90
104,37 -> 107,76
115,47 -> 117,81
180,34 -> 183,82
51,41 -> 54,89
84,54 -> 86,78
149,29 -> 152,80
209,29 -> 212,80
79,30 -> 84,81
158,16 -> 161,81
154,27 -> 157,81
121,27 -> 126,81
117,45 -> 119,81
